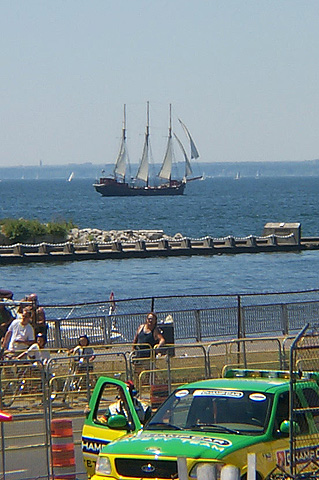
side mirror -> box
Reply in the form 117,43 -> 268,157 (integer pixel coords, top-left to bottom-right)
107,414 -> 128,429
280,420 -> 300,435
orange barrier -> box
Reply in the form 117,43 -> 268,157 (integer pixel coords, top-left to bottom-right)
150,384 -> 169,410
0,411 -> 12,422
51,418 -> 76,480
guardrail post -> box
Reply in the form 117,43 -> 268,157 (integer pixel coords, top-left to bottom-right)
220,465 -> 240,480
63,242 -> 74,254
158,239 -> 169,250
135,240 -> 146,251
181,238 -> 191,249
88,242 -> 98,253
38,243 -> 50,254
247,453 -> 256,480
203,237 -> 214,248
247,235 -> 257,247
13,244 -> 24,255
197,464 -> 218,480
268,234 -> 277,246
112,241 -> 122,252
225,236 -> 236,247
177,457 -> 188,480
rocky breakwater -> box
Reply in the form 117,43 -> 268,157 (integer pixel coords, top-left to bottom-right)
67,228 -> 185,244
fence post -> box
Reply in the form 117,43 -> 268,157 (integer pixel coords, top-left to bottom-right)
281,304 -> 289,335
195,309 -> 202,342
237,295 -> 243,339
54,320 -> 62,349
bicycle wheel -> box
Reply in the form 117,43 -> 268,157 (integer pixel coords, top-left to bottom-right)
50,376 -> 62,402
1,379 -> 16,407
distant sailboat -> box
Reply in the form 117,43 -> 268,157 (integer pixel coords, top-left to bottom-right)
235,172 -> 240,180
94,103 -> 202,197
68,172 -> 74,182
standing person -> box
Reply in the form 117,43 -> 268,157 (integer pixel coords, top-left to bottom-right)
33,306 -> 48,337
133,312 -> 165,359
0,291 -> 15,340
2,307 -> 35,354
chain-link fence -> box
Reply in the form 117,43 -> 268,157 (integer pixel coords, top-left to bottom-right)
37,290 -> 319,349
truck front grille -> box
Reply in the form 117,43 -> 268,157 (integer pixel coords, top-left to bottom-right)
115,458 -> 178,479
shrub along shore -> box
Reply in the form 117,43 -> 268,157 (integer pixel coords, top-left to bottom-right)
0,218 -> 182,245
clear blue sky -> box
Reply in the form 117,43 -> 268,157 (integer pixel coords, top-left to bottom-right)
1,0 -> 319,167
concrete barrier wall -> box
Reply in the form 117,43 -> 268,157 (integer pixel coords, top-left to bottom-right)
0,234 -> 316,264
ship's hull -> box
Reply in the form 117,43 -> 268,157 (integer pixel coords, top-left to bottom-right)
93,178 -> 185,196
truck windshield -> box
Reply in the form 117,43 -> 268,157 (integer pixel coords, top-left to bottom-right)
147,388 -> 273,435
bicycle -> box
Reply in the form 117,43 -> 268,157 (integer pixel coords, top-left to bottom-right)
50,356 -> 97,403
0,354 -> 44,407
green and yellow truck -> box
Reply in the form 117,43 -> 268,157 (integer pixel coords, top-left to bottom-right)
82,369 -> 319,479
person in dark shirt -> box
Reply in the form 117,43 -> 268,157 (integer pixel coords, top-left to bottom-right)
133,312 -> 165,358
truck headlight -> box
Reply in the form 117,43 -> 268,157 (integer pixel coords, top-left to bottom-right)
95,455 -> 112,475
190,462 -> 225,479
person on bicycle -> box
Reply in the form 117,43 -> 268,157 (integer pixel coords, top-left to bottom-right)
2,307 -> 34,355
17,333 -> 50,365
69,335 -> 95,373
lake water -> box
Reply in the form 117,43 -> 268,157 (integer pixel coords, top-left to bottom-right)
1,176 -> 319,304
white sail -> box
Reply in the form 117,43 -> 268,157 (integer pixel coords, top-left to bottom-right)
135,102 -> 150,184
158,135 -> 173,180
178,119 -> 200,159
158,104 -> 173,181
174,133 -> 193,178
114,104 -> 127,179
136,136 -> 149,183
114,139 -> 127,178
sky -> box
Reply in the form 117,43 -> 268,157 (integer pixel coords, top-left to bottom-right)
1,0 -> 319,167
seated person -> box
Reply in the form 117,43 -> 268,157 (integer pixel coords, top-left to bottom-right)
17,333 -> 50,365
69,334 -> 95,372
101,381 -> 151,425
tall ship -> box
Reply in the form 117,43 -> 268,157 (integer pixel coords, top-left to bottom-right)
93,103 -> 201,197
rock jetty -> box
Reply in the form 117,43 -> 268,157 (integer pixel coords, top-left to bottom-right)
67,228 -> 185,244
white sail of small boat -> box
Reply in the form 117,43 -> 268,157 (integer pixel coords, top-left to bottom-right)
68,172 -> 74,182
135,101 -> 150,184
113,104 -> 128,180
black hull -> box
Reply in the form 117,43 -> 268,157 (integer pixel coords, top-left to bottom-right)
94,179 -> 186,197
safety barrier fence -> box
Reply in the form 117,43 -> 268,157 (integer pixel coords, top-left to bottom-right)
0,334 -> 294,479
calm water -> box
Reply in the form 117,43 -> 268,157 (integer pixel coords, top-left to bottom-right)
1,176 -> 319,304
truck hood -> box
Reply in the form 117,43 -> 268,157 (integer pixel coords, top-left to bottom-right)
101,430 -> 263,459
